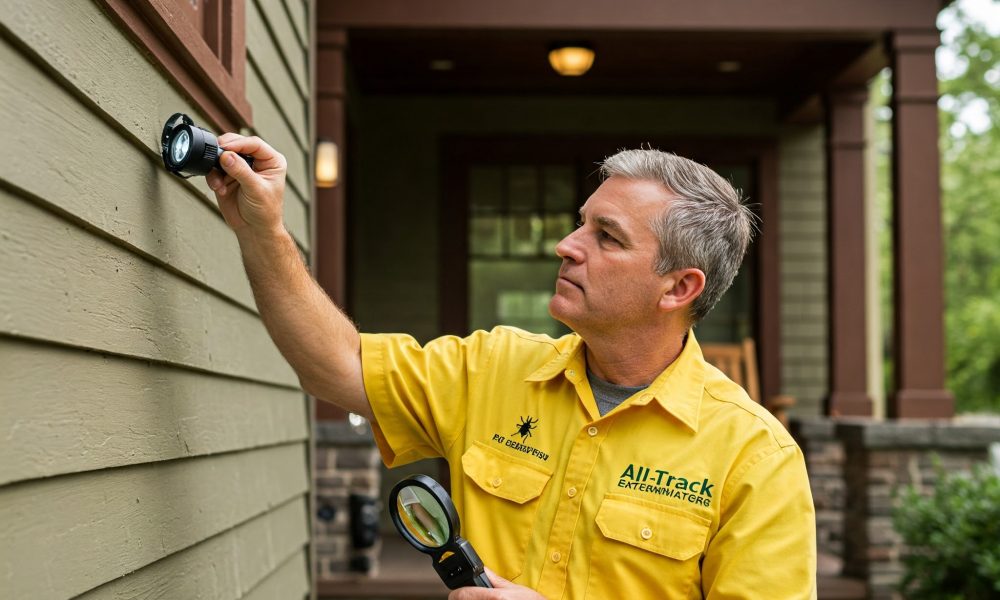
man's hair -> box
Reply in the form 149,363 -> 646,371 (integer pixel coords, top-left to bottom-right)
600,148 -> 757,323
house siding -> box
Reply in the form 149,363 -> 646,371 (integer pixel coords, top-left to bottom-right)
779,125 -> 829,415
0,1 -> 313,598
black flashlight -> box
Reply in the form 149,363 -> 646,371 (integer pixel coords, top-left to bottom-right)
160,113 -> 254,179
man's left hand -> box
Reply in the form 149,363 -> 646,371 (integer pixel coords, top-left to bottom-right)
448,569 -> 546,600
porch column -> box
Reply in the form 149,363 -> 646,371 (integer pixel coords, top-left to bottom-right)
889,31 -> 954,418
316,27 -> 348,420
824,88 -> 873,417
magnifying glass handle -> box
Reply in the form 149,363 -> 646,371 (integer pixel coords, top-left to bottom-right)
473,572 -> 493,588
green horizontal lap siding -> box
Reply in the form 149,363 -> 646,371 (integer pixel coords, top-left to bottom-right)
0,0 -> 313,597
0,337 -> 307,486
779,125 -> 829,415
246,0 -> 313,228
76,496 -> 309,600
0,444 -> 309,600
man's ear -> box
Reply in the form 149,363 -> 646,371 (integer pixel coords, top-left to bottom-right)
659,268 -> 706,314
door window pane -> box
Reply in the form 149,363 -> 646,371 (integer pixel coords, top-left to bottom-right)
543,214 -> 575,255
507,214 -> 543,256
469,260 -> 570,338
543,166 -> 575,212
470,215 -> 503,256
470,167 -> 503,210
507,166 -> 538,211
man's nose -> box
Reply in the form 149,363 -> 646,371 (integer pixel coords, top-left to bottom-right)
555,229 -> 583,263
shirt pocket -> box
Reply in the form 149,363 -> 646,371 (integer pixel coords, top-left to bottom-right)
586,493 -> 711,599
460,441 -> 552,579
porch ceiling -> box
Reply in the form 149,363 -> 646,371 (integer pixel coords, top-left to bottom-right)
347,29 -> 883,119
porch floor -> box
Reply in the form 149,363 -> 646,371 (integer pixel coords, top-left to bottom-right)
317,538 -> 866,599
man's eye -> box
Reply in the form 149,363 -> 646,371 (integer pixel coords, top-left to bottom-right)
599,230 -> 619,244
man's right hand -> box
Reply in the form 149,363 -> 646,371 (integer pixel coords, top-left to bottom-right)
205,133 -> 287,238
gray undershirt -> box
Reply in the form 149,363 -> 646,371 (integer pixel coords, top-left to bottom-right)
587,369 -> 650,416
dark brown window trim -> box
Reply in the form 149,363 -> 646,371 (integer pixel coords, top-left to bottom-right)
98,0 -> 253,132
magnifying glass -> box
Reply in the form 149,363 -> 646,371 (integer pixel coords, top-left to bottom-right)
160,113 -> 254,179
389,474 -> 492,589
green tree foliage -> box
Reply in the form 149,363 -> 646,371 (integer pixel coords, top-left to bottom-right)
893,464 -> 1000,598
939,4 -> 1000,412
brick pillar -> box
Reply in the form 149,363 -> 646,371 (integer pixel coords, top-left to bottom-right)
314,421 -> 383,580
836,420 -> 1000,599
791,417 -> 846,561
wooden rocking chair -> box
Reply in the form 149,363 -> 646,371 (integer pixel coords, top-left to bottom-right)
700,338 -> 795,428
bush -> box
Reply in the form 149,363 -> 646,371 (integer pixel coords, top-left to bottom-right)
892,463 -> 1000,599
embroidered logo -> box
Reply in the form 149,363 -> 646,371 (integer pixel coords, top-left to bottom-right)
512,416 -> 538,440
490,415 -> 549,461
617,463 -> 715,507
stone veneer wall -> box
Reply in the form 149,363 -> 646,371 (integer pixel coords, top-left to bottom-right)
791,418 -> 846,560
836,421 -> 1000,599
314,421 -> 383,580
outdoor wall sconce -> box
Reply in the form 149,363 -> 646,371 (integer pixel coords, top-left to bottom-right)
160,113 -> 253,179
315,139 -> 339,188
548,44 -> 595,76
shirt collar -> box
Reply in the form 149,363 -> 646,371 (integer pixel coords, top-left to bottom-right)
524,330 -> 706,433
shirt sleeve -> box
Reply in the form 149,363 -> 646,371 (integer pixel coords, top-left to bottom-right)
701,443 -> 818,600
361,330 -> 495,468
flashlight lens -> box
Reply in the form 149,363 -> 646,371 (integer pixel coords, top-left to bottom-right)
171,130 -> 191,164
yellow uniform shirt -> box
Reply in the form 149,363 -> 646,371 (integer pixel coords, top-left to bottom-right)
362,326 -> 817,599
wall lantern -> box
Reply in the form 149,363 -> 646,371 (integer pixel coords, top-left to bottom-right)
315,139 -> 339,188
548,44 -> 595,76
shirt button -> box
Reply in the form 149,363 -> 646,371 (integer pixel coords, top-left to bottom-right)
587,426 -> 598,437
567,369 -> 576,377
567,487 -> 577,498
491,477 -> 502,488
551,551 -> 561,563
640,527 -> 653,540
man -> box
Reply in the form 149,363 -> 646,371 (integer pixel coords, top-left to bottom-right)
207,137 -> 817,599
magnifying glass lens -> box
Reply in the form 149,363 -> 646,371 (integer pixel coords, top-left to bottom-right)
171,130 -> 190,164
396,485 -> 450,548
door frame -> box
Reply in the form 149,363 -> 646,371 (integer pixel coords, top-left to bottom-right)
439,135 -> 781,401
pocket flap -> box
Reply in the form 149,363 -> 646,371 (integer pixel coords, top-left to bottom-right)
461,442 -> 552,504
595,494 -> 711,560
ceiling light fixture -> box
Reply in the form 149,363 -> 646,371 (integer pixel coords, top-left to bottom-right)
548,44 -> 595,76
429,59 -> 455,71
717,60 -> 742,73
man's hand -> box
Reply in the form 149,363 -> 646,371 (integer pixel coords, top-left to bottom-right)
205,133 -> 287,237
448,569 -> 546,600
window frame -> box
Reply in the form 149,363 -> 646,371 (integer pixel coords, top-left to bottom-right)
98,0 -> 253,132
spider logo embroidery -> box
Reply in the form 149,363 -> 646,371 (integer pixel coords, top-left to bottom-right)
512,416 -> 538,441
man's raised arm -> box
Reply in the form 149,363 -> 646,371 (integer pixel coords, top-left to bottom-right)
205,133 -> 373,420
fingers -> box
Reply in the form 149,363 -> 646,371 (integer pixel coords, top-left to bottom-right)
206,170 -> 236,194
484,568 -> 512,588
218,150 -> 258,185
220,135 -> 285,170
217,132 -> 242,146
215,133 -> 286,172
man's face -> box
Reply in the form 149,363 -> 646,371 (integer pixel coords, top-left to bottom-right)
549,176 -> 674,334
